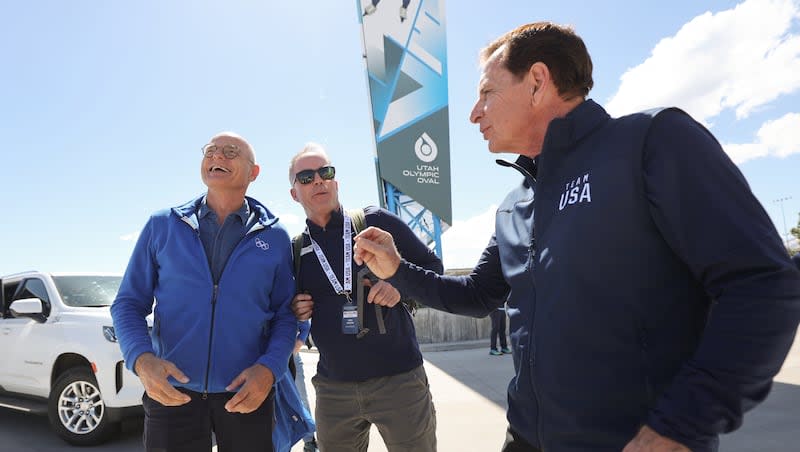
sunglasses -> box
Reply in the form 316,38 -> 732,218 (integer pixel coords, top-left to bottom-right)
294,166 -> 336,185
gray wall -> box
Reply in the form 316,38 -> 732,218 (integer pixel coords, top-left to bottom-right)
410,268 -> 502,344
412,307 -> 492,344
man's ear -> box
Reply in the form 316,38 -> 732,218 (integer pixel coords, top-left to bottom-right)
528,62 -> 549,103
290,187 -> 299,202
250,164 -> 261,181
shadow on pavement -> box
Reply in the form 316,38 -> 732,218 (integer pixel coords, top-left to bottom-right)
422,347 -> 514,410
0,408 -> 144,451
720,381 -> 800,451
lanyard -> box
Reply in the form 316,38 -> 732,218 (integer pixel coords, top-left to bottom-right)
307,212 -> 353,301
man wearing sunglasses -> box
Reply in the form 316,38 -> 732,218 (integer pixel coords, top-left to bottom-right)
289,143 -> 442,452
111,132 -> 297,452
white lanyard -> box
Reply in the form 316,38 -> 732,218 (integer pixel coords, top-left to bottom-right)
307,212 -> 353,301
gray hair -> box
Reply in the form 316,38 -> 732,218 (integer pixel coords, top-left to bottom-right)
288,142 -> 331,184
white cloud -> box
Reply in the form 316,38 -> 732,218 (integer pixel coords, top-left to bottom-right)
280,212 -> 302,226
757,112 -> 800,157
441,205 -> 497,270
279,212 -> 306,238
119,231 -> 140,242
723,112 -> 800,163
606,0 -> 800,124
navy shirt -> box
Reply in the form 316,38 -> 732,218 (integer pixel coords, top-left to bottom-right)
297,206 -> 443,381
198,196 -> 256,282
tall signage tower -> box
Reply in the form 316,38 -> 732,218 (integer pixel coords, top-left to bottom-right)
356,0 -> 451,257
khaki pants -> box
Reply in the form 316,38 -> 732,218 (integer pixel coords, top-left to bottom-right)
312,365 -> 437,452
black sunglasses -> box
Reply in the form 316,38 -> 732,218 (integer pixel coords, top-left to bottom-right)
294,166 -> 336,185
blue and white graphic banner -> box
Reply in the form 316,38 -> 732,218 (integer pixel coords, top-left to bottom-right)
358,0 -> 452,224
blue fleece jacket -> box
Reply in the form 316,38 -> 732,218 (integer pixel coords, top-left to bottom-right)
111,195 -> 297,393
387,100 -> 800,451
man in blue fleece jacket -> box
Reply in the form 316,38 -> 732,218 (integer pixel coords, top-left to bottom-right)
353,22 -> 800,452
111,132 -> 296,452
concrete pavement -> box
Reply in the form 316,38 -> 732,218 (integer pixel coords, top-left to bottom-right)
289,333 -> 800,451
290,342 -> 514,452
1,336 -> 798,451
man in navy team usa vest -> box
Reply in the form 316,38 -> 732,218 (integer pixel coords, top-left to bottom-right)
352,21 -> 800,452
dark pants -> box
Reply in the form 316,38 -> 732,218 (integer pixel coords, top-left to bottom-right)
501,427 -> 542,452
490,309 -> 508,350
142,387 -> 275,452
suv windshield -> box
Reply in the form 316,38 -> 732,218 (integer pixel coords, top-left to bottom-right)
52,276 -> 122,307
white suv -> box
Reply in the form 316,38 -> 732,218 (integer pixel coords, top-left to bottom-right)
0,271 -> 146,446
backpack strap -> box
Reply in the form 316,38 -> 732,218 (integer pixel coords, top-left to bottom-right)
292,233 -> 304,292
349,208 -> 388,338
356,267 -> 386,338
347,208 -> 366,235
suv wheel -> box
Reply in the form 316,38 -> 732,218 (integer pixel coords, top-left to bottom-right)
48,367 -> 120,446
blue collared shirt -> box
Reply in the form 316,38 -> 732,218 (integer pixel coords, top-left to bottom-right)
198,196 -> 256,283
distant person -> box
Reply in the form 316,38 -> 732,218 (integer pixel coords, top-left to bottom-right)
352,22 -> 800,452
489,306 -> 511,356
294,320 -> 319,452
111,132 -> 296,452
289,143 -> 442,452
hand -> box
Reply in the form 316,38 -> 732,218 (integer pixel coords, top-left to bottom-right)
294,339 -> 304,354
134,352 -> 191,406
224,364 -> 275,413
353,226 -> 402,279
622,425 -> 690,452
292,293 -> 314,321
364,279 -> 401,307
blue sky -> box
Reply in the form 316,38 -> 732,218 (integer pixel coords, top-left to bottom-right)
1,0 -> 798,276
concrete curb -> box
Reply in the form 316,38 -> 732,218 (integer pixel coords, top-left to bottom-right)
298,339 -> 487,355
420,339 -> 486,352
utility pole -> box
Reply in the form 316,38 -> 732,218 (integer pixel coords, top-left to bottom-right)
774,196 -> 792,245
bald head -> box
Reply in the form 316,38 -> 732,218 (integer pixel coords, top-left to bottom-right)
209,131 -> 257,164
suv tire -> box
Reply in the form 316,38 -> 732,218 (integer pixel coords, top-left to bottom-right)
47,367 -> 120,446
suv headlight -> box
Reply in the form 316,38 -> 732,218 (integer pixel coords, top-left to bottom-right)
102,326 -> 117,343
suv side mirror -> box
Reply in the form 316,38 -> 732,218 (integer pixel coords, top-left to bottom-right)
9,297 -> 45,322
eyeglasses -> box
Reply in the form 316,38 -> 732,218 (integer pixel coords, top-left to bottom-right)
202,144 -> 244,160
294,166 -> 336,185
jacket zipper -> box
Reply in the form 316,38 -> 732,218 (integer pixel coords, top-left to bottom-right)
531,175 -> 544,451
200,220 -> 266,397
499,158 -> 544,449
203,283 -> 219,399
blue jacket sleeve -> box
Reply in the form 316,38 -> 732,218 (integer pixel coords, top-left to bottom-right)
641,110 -> 800,448
256,228 -> 299,382
297,320 -> 311,343
387,233 -> 510,318
111,217 -> 158,373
